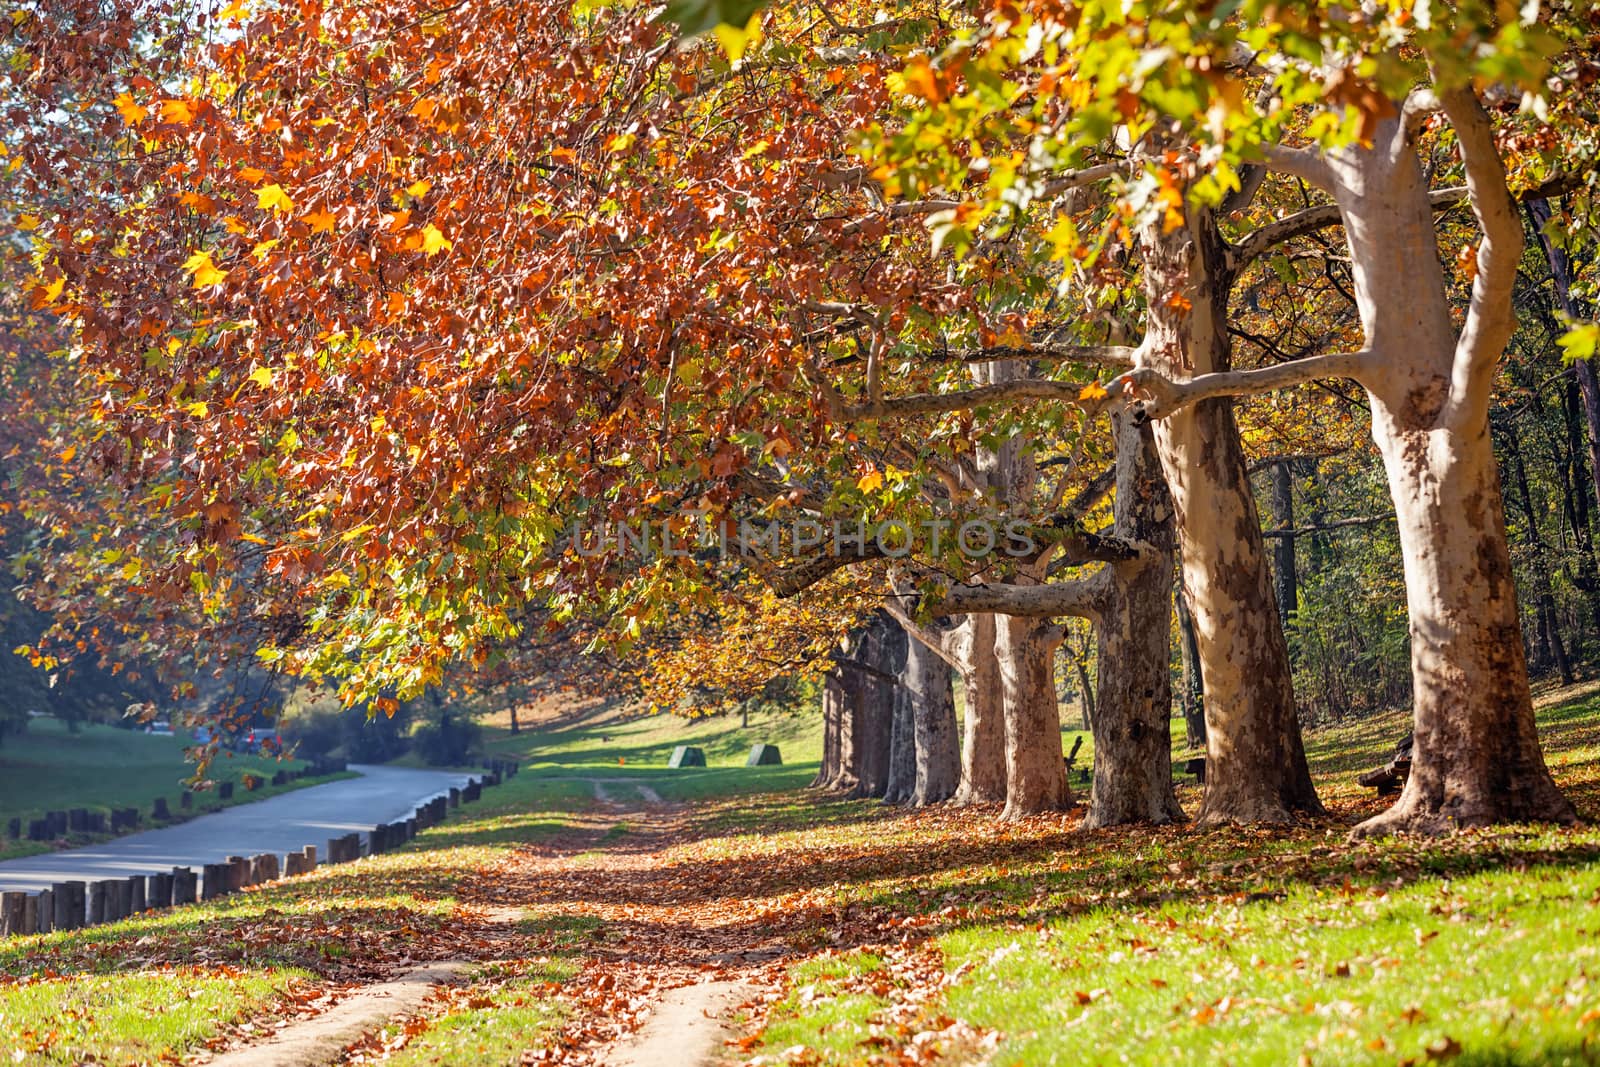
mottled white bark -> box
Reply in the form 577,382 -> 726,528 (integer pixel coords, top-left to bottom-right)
951,614 -> 1008,806
1083,415 -> 1184,828
1313,96 -> 1577,835
1137,205 -> 1323,826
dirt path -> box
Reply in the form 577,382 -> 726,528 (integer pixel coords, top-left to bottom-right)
603,979 -> 753,1067
202,962 -> 467,1067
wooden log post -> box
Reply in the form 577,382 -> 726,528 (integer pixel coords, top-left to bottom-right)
227,856 -> 250,890
172,868 -> 197,905
27,819 -> 49,841
152,797 -> 171,820
146,873 -> 172,909
22,894 -> 38,935
88,880 -> 109,925
301,845 -> 317,870
6,817 -> 19,838
252,854 -> 279,883
219,782 -> 235,800
54,882 -> 84,929
127,876 -> 144,914
448,787 -> 460,808
201,863 -> 228,901
34,889 -> 52,934
180,791 -> 193,810
0,892 -> 24,936
86,812 -> 105,833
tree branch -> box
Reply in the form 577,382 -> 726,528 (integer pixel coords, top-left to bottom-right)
1231,187 -> 1467,270
1258,144 -> 1336,194
1117,349 -> 1374,419
934,572 -> 1108,619
1438,83 -> 1523,425
1260,513 -> 1394,539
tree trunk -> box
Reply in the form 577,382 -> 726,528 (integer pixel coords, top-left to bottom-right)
906,632 -> 960,806
1138,206 -> 1322,825
1503,419 -> 1574,684
995,612 -> 1070,819
1530,198 -> 1600,509
812,666 -> 852,790
1270,460 -> 1299,631
951,614 -> 1007,806
882,681 -> 916,805
1176,591 -> 1206,749
814,612 -> 906,796
509,703 -> 519,735
1083,416 -> 1184,829
1069,636 -> 1096,731
1320,117 -> 1575,835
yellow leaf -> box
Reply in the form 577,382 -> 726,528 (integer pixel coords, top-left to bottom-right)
256,183 -> 294,213
713,11 -> 764,64
420,223 -> 452,256
248,366 -> 274,388
160,99 -> 196,124
251,238 -> 279,259
183,249 -> 228,288
857,469 -> 883,493
1079,381 -> 1109,401
406,179 -> 432,197
218,0 -> 250,20
38,276 -> 66,305
58,445 -> 76,462
113,92 -> 148,125
303,209 -> 336,233
185,401 -> 210,417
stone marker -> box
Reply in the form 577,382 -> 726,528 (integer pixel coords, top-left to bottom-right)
745,743 -> 782,766
669,745 -> 707,768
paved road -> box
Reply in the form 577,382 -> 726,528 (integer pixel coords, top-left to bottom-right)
0,764 -> 474,894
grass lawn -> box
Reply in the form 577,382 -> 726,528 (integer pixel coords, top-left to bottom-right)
0,717 -> 349,861
6,687 -> 1600,1065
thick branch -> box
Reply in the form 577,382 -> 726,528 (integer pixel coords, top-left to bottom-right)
1231,187 -> 1466,270
1438,83 -> 1524,423
934,572 -> 1107,619
1259,144 -> 1337,194
1119,349 -> 1374,419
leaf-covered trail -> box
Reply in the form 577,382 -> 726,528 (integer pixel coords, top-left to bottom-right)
470,798 -> 795,1065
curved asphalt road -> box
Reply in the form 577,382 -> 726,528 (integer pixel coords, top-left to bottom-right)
0,764 -> 474,894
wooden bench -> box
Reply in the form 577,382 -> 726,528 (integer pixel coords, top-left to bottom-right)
1358,734 -> 1414,796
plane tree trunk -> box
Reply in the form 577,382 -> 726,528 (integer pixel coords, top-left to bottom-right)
1083,415 -> 1184,829
1316,96 -> 1576,835
1136,204 -> 1323,826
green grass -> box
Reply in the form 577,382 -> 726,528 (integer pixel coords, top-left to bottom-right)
484,700 -> 824,771
0,717 -> 348,860
0,967 -> 308,1064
